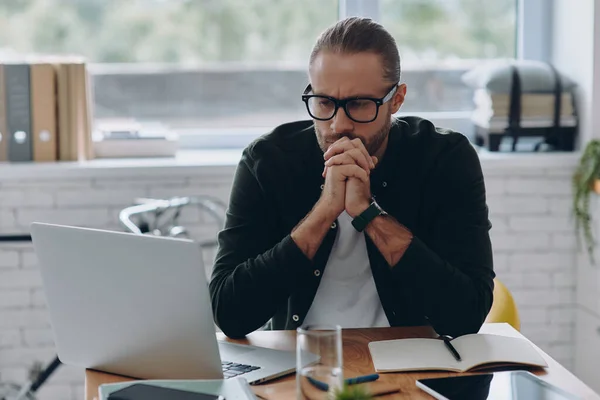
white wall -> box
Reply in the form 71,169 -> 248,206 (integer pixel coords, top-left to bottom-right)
0,153 -> 581,400
482,155 -> 578,374
552,0 -> 600,393
552,0 -> 600,145
0,164 -> 235,400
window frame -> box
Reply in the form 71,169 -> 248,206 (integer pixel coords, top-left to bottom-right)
517,0 -> 553,62
344,0 -> 549,62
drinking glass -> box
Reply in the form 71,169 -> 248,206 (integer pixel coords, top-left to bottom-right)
296,325 -> 343,400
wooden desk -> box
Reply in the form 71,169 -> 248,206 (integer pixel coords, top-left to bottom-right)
85,323 -> 600,399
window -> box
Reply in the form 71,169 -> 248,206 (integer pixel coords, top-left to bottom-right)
0,0 -> 338,148
380,0 -> 517,114
382,0 -> 516,62
0,0 -> 518,150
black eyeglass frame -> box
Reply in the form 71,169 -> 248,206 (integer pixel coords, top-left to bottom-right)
301,83 -> 399,123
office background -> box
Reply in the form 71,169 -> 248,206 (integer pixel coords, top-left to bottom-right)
1,0 -> 600,399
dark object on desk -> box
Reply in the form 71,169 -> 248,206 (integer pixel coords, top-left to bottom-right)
108,383 -> 224,400
416,370 -> 582,400
440,335 -> 462,362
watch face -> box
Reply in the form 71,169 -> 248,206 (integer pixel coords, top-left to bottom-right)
372,200 -> 386,215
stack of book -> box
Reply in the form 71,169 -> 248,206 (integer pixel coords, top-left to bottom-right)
0,56 -> 94,162
92,119 -> 179,158
471,88 -> 577,152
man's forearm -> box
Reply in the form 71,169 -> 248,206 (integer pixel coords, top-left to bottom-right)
291,200 -> 337,260
365,214 -> 413,267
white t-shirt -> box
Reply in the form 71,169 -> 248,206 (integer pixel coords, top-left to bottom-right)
303,211 -> 390,328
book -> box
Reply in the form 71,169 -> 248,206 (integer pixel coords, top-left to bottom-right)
470,108 -> 577,132
81,61 -> 95,160
92,119 -> 178,158
0,64 -> 8,161
98,377 -> 257,400
473,89 -> 574,118
55,61 -> 71,161
0,55 -> 93,163
30,62 -> 58,162
92,136 -> 178,158
52,56 -> 92,161
4,63 -> 33,162
67,62 -> 80,161
368,334 -> 548,373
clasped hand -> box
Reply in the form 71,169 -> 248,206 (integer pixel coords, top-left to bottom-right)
320,137 -> 377,219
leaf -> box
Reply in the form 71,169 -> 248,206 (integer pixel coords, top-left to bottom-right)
573,140 -> 600,264
332,384 -> 374,400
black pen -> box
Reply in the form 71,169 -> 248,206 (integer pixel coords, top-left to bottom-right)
441,335 -> 462,362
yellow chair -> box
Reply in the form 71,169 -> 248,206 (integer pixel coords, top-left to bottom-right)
485,278 -> 521,331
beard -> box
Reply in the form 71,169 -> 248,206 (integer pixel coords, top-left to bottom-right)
315,111 -> 392,156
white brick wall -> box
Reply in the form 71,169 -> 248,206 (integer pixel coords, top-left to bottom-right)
0,158 -> 579,399
0,170 -> 234,400
483,162 -> 578,373
0,249 -> 20,268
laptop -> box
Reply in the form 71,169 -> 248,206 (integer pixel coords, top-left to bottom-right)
30,222 -> 316,383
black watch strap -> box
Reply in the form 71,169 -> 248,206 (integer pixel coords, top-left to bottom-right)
351,200 -> 386,232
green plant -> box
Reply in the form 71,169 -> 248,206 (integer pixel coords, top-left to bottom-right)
573,139 -> 600,263
332,384 -> 374,400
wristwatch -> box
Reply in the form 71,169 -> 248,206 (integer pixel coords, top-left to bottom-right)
351,198 -> 387,232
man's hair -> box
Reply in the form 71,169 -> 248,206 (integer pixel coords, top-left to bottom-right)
309,17 -> 401,83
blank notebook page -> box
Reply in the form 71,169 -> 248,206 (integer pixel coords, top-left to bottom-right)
368,338 -> 460,372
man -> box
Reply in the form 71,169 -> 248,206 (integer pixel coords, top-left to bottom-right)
209,17 -> 494,339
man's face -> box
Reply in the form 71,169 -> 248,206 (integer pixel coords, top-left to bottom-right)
308,51 -> 406,157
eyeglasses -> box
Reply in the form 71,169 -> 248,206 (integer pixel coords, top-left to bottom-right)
301,83 -> 398,123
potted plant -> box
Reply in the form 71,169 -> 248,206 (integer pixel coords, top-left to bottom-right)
572,139 -> 600,263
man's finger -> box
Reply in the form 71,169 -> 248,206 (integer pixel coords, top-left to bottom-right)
325,149 -> 372,173
348,148 -> 374,170
324,137 -> 372,169
349,138 -> 372,168
324,139 -> 355,161
336,164 -> 369,184
327,136 -> 350,152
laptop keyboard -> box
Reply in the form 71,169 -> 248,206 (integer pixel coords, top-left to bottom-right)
221,360 -> 261,378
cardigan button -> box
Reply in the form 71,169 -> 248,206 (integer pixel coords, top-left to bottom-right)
314,269 -> 321,277
382,181 -> 388,188
320,184 -> 324,190
331,222 -> 337,229
292,314 -> 300,322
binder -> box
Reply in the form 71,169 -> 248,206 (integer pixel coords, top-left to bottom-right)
30,63 -> 58,162
0,64 -> 8,161
0,57 -> 93,162
67,63 -> 79,160
4,63 -> 33,162
56,62 -> 72,161
72,62 -> 93,161
82,62 -> 95,160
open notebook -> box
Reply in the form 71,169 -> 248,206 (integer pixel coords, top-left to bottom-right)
368,334 -> 548,373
